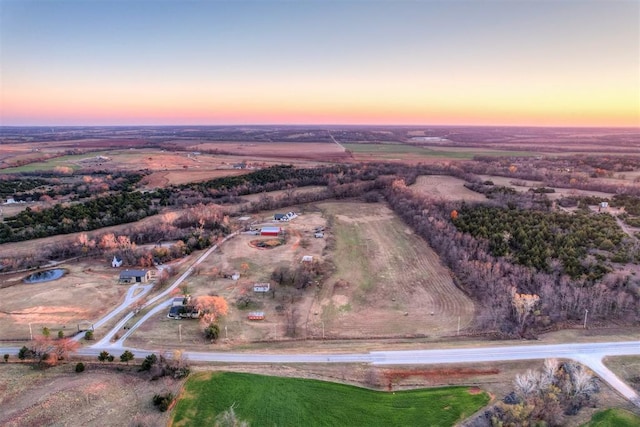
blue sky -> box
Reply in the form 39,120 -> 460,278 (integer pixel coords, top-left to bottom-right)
1,0 -> 638,126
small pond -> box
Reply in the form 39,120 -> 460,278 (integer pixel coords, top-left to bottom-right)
23,268 -> 66,284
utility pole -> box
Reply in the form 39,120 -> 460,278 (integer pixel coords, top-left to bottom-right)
583,309 -> 589,329
274,323 -> 277,340
322,321 -> 325,340
225,325 -> 228,339
457,316 -> 460,336
29,323 -> 33,340
179,324 -> 182,342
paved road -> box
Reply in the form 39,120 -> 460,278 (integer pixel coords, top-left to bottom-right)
4,230 -> 639,407
3,340 -> 639,406
81,232 -> 238,346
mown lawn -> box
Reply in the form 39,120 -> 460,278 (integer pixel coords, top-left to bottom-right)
582,408 -> 640,427
171,371 -> 489,427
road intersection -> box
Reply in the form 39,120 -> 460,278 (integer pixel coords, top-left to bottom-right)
4,231 -> 639,408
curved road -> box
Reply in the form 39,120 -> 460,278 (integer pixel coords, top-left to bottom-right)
3,230 -> 639,408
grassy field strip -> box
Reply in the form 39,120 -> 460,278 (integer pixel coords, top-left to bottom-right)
171,371 -> 489,427
343,143 -> 535,159
582,408 -> 640,426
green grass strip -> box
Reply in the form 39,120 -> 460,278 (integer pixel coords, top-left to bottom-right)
171,371 -> 489,427
582,408 -> 640,427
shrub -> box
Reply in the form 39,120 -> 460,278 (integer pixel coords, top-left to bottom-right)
120,350 -> 134,364
152,392 -> 175,412
75,362 -> 85,373
84,330 -> 94,340
3,354 -> 9,363
140,354 -> 158,371
57,330 -> 64,339
204,323 -> 220,341
18,346 -> 33,360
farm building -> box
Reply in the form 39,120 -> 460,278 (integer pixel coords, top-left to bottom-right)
248,312 -> 265,320
260,226 -> 281,236
119,269 -> 151,284
253,283 -> 270,292
111,256 -> 123,268
274,213 -> 287,221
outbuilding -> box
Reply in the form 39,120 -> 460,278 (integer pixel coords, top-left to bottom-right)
119,269 -> 151,284
260,226 -> 281,236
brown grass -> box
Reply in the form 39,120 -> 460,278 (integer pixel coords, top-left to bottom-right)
0,363 -> 176,427
0,261 -> 127,340
410,175 -> 488,202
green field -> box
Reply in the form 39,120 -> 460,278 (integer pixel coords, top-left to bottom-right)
582,408 -> 640,427
0,150 -> 112,173
171,371 -> 489,427
343,143 -> 534,159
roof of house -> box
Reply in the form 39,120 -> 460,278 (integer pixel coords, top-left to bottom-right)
274,213 -> 286,219
119,269 -> 149,278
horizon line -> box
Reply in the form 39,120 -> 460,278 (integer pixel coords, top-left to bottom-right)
1,123 -> 639,130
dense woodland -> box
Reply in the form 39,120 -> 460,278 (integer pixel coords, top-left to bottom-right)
1,158 -> 639,334
384,181 -> 639,335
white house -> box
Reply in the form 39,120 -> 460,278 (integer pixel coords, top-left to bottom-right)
112,256 -> 123,268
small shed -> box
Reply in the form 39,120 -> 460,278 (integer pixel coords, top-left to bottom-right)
248,312 -> 265,320
231,272 -> 240,281
260,226 -> 281,236
599,201 -> 609,209
119,269 -> 151,284
314,232 -> 324,238
111,256 -> 123,268
301,255 -> 313,263
253,283 -> 270,293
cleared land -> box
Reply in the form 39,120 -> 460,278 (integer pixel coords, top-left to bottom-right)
125,201 -> 474,349
0,363 -> 175,427
309,201 -> 474,339
410,175 -> 488,202
344,143 -> 536,163
0,262 -> 127,340
188,141 -> 350,162
170,371 -> 490,427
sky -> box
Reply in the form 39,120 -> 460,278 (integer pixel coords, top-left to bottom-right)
0,0 -> 638,127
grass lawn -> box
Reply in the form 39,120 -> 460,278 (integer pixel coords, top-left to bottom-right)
171,372 -> 489,427
582,408 -> 640,427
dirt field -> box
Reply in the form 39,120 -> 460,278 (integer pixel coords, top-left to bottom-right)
188,141 -> 350,162
410,175 -> 488,202
0,261 -> 127,340
309,202 -> 475,339
0,363 -> 176,427
478,174 -> 630,205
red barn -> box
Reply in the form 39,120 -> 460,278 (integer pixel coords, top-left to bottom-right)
260,226 -> 281,236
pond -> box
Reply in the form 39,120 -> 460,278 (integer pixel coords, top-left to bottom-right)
23,268 -> 66,284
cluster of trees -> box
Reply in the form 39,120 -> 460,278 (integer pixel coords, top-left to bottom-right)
384,180 -> 639,335
476,359 -> 599,427
453,205 -> 626,279
0,177 -> 48,198
0,191 -> 157,243
17,332 -> 79,369
461,155 -> 640,196
270,260 -> 326,289
188,295 -> 229,342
